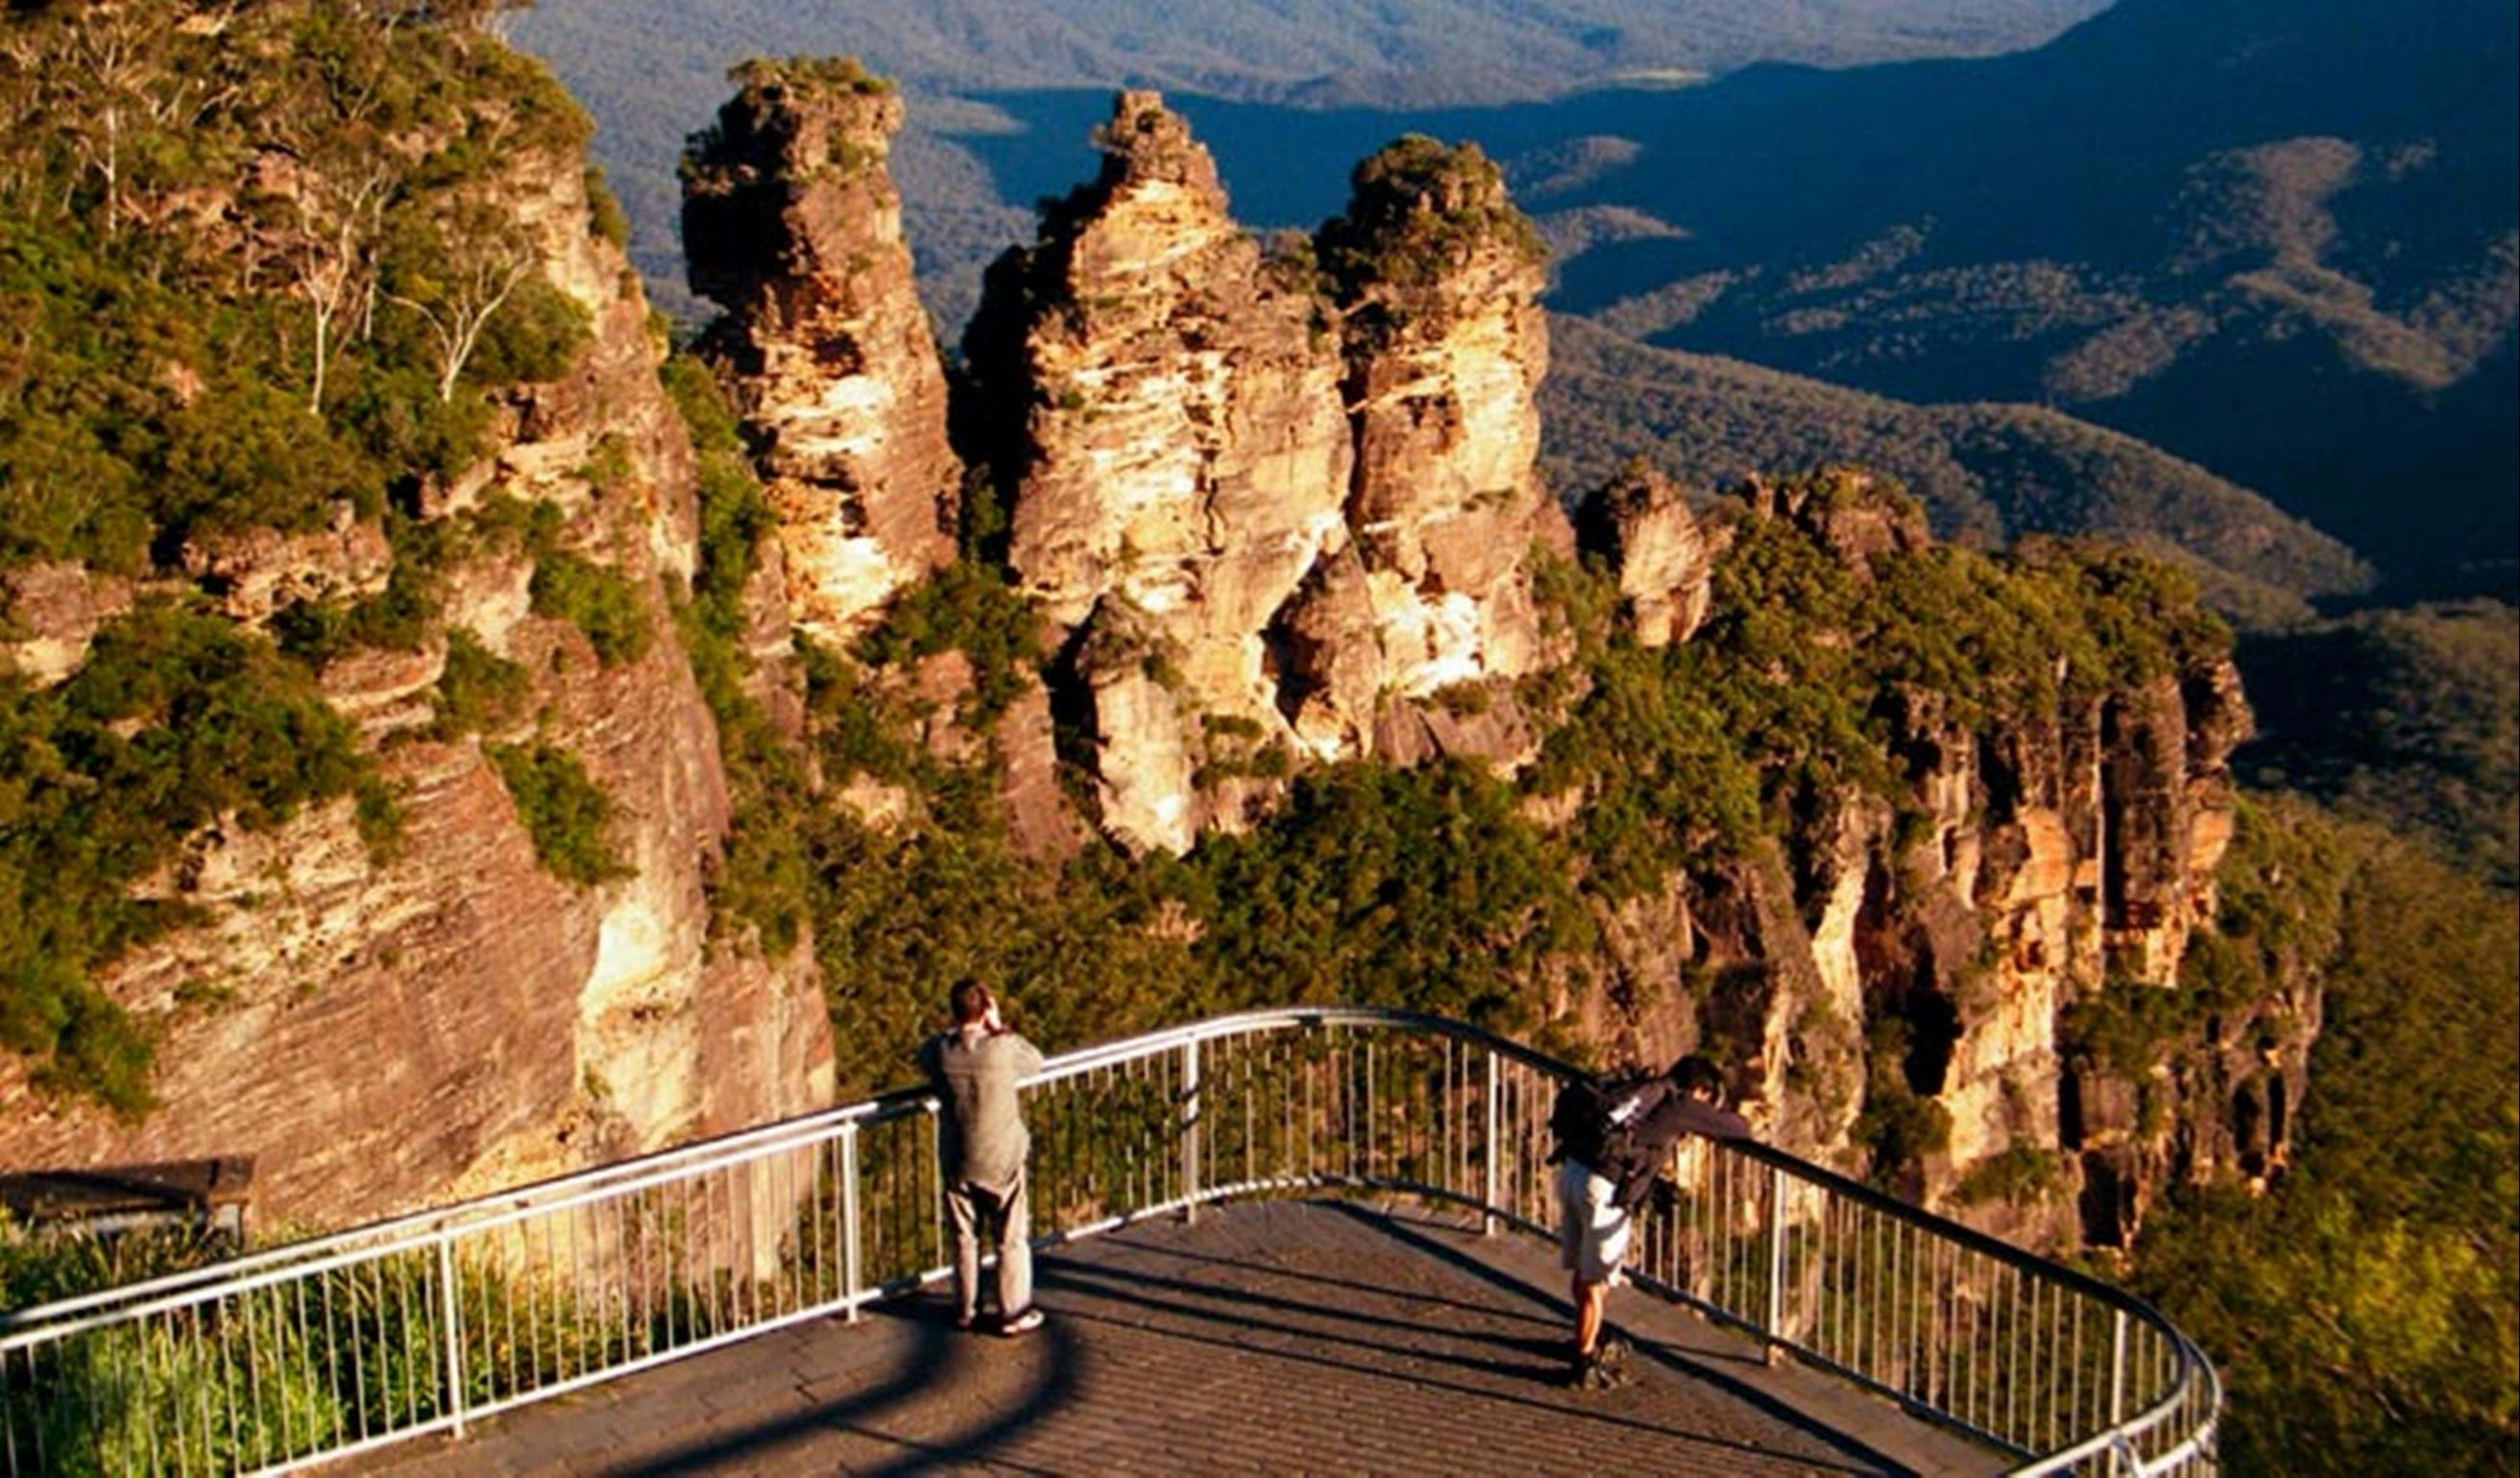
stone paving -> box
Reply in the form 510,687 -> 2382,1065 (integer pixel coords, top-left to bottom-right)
358,1199 -> 2005,1477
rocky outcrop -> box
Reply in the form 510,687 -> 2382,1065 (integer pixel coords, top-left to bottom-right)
0,563 -> 133,688
0,140 -> 834,1227
957,92 -> 1350,851
1574,461 -> 1716,647
1316,136 -> 1572,705
683,60 -> 957,643
955,102 -> 1568,852
178,513 -> 394,627
1539,474 -> 2285,1246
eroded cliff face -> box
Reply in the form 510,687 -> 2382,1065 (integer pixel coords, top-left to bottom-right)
671,78 -> 2307,1248
1316,136 -> 1572,723
1574,461 -> 1716,648
682,61 -> 958,645
957,93 -> 1352,853
0,145 -> 834,1226
1567,473 -> 2302,1246
0,51 -> 2309,1257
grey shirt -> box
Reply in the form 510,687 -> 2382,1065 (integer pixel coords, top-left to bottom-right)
919,1027 -> 1045,1194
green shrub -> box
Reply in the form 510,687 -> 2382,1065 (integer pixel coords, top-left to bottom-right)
585,166 -> 630,249
486,740 -> 630,886
429,629 -> 533,739
854,564 -> 1042,727
530,551 -> 650,666
1,603 -> 373,1110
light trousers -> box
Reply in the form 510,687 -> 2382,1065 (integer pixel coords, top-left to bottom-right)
945,1168 -> 1031,1322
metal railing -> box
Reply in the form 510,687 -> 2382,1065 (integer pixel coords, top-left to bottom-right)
1,1007 -> 2217,1475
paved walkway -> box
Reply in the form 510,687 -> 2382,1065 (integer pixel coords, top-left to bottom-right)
359,1200 -> 2003,1477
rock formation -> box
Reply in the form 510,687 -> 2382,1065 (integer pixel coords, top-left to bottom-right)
1314,136 -> 1572,709
950,101 -> 1568,852
0,47 -> 2317,1264
956,92 -> 1351,852
1562,472 -> 2290,1244
683,60 -> 958,643
1574,460 -> 1716,647
0,138 -> 834,1227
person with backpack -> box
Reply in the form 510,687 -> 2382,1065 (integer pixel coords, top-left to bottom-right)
919,980 -> 1048,1336
1550,1054 -> 1750,1388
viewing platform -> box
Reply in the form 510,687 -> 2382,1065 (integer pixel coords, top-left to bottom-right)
1,1009 -> 2217,1476
363,1200 -> 1999,1476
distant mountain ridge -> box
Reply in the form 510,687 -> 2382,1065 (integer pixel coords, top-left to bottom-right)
1516,0 -> 2520,598
515,0 -> 2108,108
1540,316 -> 2370,625
511,0 -> 2108,323
516,0 -> 2516,602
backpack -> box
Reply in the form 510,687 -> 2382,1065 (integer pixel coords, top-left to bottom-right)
1548,1072 -> 1661,1174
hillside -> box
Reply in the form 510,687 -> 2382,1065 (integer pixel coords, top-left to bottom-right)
1540,317 -> 2369,625
526,0 -> 2515,599
3,25 -> 2514,1469
0,0 -> 834,1216
1518,0 -> 2520,599
2236,600 -> 2520,886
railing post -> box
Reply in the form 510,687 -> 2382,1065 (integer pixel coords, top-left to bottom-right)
436,1230 -> 467,1440
1764,1161 -> 1788,1367
1181,1037 -> 1202,1224
2108,1308 -> 2130,1476
1482,1051 -> 1502,1235
929,1104 -> 947,1269
840,1124 -> 862,1324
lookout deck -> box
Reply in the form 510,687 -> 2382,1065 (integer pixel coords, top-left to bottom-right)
356,1199 -> 2003,1477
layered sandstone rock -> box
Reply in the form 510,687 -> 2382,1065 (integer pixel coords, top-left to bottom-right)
961,92 -> 1350,850
963,105 -> 1570,851
683,60 -> 957,642
178,511 -> 393,627
1550,478 -> 2283,1246
1317,137 -> 1571,706
0,143 -> 834,1227
0,563 -> 133,687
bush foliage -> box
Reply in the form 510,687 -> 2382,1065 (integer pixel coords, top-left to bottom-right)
0,0 -> 612,1105
0,604 -> 371,1111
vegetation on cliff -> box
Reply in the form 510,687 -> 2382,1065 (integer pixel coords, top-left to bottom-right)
2136,798 -> 2519,1473
0,604 -> 374,1111
1319,135 -> 1546,292
0,0 -> 610,1105
0,0 -> 591,572
802,470 -> 2231,1108
2238,600 -> 2519,887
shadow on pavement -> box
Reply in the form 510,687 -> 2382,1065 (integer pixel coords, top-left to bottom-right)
1035,1249 -> 1882,1473
605,1301 -> 1079,1477
1323,1200 -> 1926,1477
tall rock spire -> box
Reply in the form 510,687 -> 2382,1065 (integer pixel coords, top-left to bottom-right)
968,90 -> 1354,854
1297,136 -> 1573,763
682,58 -> 958,642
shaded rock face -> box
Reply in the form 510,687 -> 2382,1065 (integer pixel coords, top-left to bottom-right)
960,100 -> 1565,853
683,63 -> 957,643
0,149 -> 834,1227
0,564 -> 133,687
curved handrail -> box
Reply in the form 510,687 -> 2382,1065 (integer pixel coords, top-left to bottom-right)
0,1006 -> 2219,1476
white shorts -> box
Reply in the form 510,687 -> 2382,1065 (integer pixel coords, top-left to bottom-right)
1556,1159 -> 1631,1286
